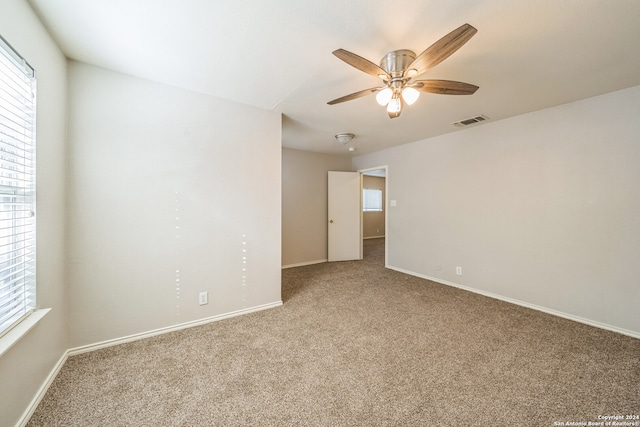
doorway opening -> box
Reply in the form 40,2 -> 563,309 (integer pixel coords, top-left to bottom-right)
360,166 -> 388,267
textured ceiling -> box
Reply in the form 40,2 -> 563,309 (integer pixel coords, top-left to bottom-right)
28,0 -> 640,155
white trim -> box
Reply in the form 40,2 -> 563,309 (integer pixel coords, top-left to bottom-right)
0,308 -> 50,357
363,235 -> 385,240
281,259 -> 327,269
68,301 -> 283,356
387,265 -> 640,340
17,350 -> 68,427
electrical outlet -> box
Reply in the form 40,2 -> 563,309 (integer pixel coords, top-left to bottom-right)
456,266 -> 463,276
199,291 -> 208,305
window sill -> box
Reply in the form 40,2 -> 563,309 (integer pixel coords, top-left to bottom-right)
0,309 -> 51,357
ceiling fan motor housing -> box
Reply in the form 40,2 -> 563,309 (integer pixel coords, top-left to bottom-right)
380,49 -> 416,78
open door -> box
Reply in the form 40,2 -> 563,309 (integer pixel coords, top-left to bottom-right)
328,171 -> 362,262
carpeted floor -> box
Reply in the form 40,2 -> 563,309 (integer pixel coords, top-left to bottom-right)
28,238 -> 640,426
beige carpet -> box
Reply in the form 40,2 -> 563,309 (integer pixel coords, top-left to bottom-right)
28,238 -> 639,426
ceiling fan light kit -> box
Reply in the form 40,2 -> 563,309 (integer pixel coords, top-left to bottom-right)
328,23 -> 480,119
401,87 -> 420,105
387,94 -> 402,114
375,87 -> 393,106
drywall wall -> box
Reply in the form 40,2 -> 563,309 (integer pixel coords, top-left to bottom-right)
363,175 -> 385,239
0,1 -> 68,426
353,86 -> 640,336
282,148 -> 352,267
66,62 -> 282,347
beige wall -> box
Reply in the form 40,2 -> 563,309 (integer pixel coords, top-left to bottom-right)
282,148 -> 352,267
66,62 -> 282,347
0,1 -> 68,425
363,176 -> 385,239
354,86 -> 640,336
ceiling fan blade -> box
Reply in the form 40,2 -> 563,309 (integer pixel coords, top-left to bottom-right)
412,80 -> 479,95
333,49 -> 390,80
327,87 -> 382,105
405,23 -> 477,77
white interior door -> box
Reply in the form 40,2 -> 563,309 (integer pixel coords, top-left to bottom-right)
328,171 -> 362,262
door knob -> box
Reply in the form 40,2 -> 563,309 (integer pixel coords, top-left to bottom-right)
329,219 -> 334,223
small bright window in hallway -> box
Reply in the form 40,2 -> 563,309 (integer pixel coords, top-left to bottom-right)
363,188 -> 382,212
0,36 -> 36,337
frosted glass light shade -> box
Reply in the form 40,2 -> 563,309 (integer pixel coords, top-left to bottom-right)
335,133 -> 355,144
402,87 -> 420,105
376,87 -> 393,106
387,97 -> 401,113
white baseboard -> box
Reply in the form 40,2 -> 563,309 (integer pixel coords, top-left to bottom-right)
387,265 -> 640,340
282,259 -> 327,269
68,301 -> 283,356
17,301 -> 283,426
18,350 -> 69,427
363,235 -> 385,240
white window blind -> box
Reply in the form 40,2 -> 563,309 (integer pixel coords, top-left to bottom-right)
363,188 -> 383,212
0,36 -> 36,338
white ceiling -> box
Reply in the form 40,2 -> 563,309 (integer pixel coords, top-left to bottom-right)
28,0 -> 640,155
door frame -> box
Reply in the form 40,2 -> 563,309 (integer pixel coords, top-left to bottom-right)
358,165 -> 389,268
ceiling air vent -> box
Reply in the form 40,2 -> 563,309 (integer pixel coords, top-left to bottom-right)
452,115 -> 489,127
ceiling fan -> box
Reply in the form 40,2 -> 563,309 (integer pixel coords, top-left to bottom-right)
328,23 -> 479,118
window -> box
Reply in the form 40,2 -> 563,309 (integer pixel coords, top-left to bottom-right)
0,36 -> 36,338
363,188 -> 383,212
